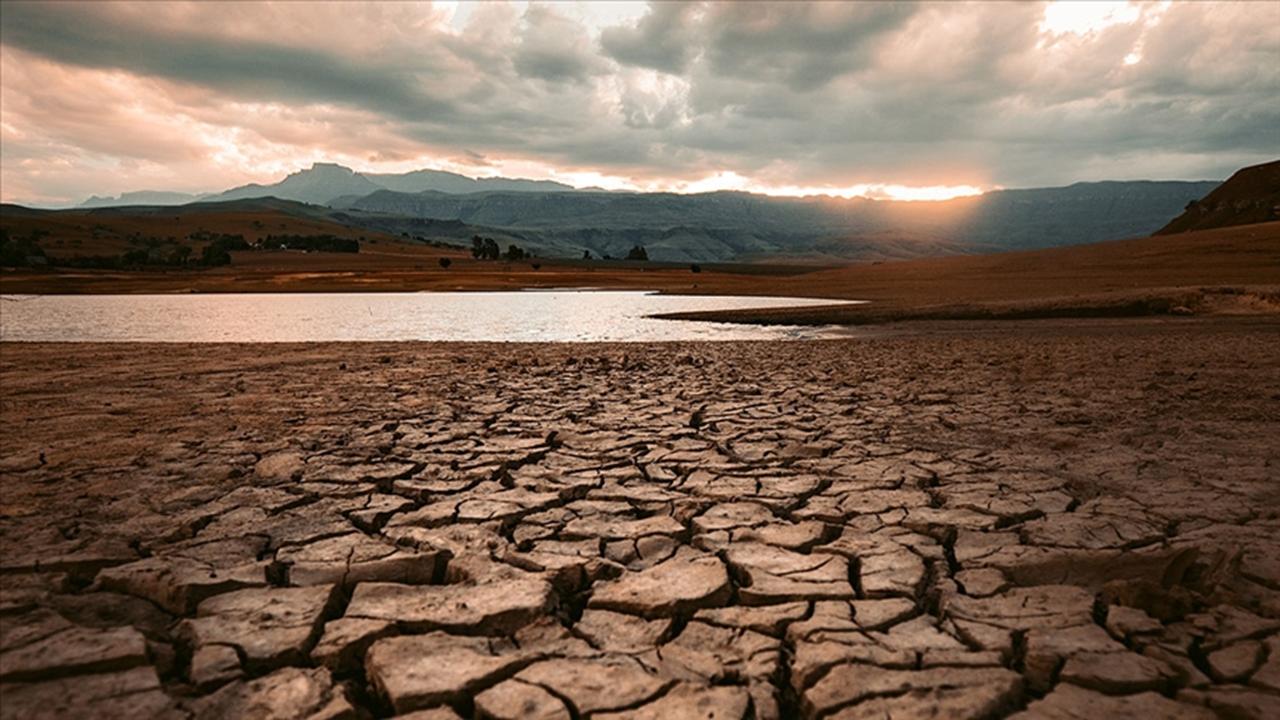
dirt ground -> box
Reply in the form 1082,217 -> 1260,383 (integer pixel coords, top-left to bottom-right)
2,317 -> 1278,717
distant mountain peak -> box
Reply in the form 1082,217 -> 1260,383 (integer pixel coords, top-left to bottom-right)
200,163 -> 580,207
76,190 -> 206,209
304,162 -> 359,174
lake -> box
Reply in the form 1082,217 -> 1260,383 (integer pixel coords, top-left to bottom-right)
0,291 -> 855,342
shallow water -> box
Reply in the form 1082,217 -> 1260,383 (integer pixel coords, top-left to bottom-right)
0,291 -> 854,342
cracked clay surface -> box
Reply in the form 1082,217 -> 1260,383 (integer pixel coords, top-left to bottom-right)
2,320 -> 1278,718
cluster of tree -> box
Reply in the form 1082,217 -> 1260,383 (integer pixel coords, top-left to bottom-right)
263,234 -> 360,254
199,234 -> 252,266
122,239 -> 191,267
471,236 -> 500,259
0,228 -> 47,267
471,235 -> 528,261
0,227 -> 258,270
187,230 -> 245,243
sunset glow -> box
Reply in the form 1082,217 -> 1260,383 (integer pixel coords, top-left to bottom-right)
1,1 -> 1275,207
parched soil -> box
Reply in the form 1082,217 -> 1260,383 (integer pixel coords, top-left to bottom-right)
2,318 -> 1278,717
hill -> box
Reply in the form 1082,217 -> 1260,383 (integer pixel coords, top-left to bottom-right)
0,197 -> 500,277
1,197 -> 526,258
337,180 -> 1220,262
1155,159 -> 1280,234
658,221 -> 1280,325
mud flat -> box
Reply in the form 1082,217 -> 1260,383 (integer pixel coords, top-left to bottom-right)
2,319 -> 1279,718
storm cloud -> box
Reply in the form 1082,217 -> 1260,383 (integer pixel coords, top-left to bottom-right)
2,0 -> 1277,205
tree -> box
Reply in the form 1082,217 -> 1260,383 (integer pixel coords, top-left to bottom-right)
200,244 -> 232,266
505,244 -> 525,261
626,245 -> 649,261
438,257 -> 452,270
690,264 -> 702,274
582,250 -> 592,260
472,236 -> 501,260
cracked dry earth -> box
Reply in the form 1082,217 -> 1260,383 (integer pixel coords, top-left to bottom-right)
2,321 -> 1279,719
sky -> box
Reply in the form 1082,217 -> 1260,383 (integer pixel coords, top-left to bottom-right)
2,1 -> 1278,207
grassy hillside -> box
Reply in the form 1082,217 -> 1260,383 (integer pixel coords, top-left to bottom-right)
1156,159 -> 1280,234
659,221 -> 1280,325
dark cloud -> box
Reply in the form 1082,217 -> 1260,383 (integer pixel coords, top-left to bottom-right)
600,2 -> 700,75
0,3 -> 458,121
2,0 -> 1278,205
699,3 -> 918,92
513,4 -> 603,84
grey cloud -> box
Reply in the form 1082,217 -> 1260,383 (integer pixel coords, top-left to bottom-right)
1129,4 -> 1280,98
0,3 -> 459,122
699,2 -> 918,92
512,4 -> 602,85
2,0 -> 1278,203
600,2 -> 701,75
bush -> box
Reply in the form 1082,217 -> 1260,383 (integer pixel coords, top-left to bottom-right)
439,257 -> 452,270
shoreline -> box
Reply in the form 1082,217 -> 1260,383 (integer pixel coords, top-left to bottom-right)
655,285 -> 1280,326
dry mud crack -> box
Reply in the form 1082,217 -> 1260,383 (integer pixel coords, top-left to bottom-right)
2,321 -> 1279,718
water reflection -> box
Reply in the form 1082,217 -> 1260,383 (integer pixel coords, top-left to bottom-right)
1,291 -> 854,342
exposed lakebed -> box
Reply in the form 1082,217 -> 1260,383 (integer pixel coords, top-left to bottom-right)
0,290 -> 856,342
2,332 -> 1278,717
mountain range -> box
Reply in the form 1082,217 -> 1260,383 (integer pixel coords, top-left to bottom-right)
77,163 -> 578,209
63,162 -> 1240,262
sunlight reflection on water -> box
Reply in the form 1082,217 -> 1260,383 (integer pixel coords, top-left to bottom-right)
0,291 -> 856,342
